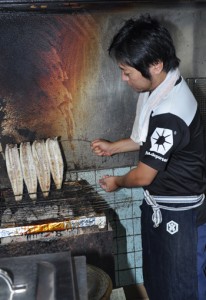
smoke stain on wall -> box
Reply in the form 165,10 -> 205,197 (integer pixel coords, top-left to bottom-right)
0,13 -> 101,145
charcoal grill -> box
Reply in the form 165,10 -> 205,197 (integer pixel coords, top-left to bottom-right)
0,178 -> 110,241
0,177 -> 115,284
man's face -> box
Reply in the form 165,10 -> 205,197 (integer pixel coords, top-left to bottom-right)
118,63 -> 155,93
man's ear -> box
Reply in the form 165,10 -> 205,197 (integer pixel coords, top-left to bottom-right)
150,61 -> 164,75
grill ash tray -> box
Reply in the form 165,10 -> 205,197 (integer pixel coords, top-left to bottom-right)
0,180 -> 107,240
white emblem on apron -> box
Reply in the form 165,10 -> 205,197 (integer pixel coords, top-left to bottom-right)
166,220 -> 179,234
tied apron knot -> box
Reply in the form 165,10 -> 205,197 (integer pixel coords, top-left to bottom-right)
144,190 -> 205,228
144,190 -> 162,227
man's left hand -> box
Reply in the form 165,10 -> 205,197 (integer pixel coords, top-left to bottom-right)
99,175 -> 119,192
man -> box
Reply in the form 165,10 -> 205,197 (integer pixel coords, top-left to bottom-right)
91,15 -> 206,300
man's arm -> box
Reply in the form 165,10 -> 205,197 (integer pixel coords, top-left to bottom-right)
99,162 -> 158,192
91,138 -> 140,156
116,162 -> 158,187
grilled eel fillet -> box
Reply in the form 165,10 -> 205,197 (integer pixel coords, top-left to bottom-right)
5,144 -> 23,201
46,137 -> 64,189
20,142 -> 37,200
32,139 -> 51,197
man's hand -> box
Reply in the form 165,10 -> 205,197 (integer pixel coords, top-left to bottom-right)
99,175 -> 119,192
91,138 -> 140,156
91,139 -> 113,156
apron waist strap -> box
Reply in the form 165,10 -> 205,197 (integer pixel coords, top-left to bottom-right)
144,190 -> 205,228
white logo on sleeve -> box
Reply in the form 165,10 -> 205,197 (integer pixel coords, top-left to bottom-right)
150,127 -> 173,155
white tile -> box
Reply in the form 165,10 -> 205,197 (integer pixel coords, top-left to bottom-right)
134,251 -> 143,268
119,269 -> 136,286
134,235 -> 142,252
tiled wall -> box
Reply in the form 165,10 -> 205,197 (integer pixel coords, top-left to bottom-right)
66,167 -> 144,287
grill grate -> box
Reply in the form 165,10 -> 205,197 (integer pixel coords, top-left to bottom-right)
0,180 -> 107,228
0,179 -> 133,228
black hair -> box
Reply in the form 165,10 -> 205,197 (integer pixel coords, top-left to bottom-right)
108,14 -> 180,79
